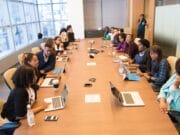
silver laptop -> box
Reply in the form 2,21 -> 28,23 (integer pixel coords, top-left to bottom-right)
41,78 -> 56,87
44,84 -> 68,111
109,82 -> 144,106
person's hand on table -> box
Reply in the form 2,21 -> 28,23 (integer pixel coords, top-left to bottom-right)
40,70 -> 45,74
136,70 -> 144,76
129,63 -> 139,67
144,73 -> 151,80
159,98 -> 168,114
37,77 -> 44,86
41,102 -> 51,109
174,76 -> 180,89
46,74 -> 57,78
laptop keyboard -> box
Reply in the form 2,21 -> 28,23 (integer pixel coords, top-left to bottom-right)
52,97 -> 62,109
123,93 -> 134,104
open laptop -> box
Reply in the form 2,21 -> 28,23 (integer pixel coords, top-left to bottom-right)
44,84 -> 68,112
57,56 -> 69,62
109,82 -> 144,106
122,66 -> 140,81
61,64 -> 66,73
41,78 -> 56,87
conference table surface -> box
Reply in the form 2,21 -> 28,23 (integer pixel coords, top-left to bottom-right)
15,38 -> 178,135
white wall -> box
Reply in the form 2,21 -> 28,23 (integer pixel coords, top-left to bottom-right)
67,0 -> 85,39
102,0 -> 128,28
155,5 -> 180,57
84,0 -> 102,30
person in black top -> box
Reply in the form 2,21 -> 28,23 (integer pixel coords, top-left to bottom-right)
37,39 -> 56,74
22,53 -> 46,91
59,28 -> 69,50
137,14 -> 147,39
1,66 -> 49,122
67,25 -> 75,42
37,33 -> 43,39
134,39 -> 151,73
54,36 -> 64,55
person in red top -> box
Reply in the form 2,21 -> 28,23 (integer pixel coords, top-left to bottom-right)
116,33 -> 127,52
124,34 -> 138,59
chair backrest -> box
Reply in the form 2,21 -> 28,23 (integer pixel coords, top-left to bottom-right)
167,56 -> 178,76
31,47 -> 40,54
0,99 -> 5,113
3,68 -> 17,90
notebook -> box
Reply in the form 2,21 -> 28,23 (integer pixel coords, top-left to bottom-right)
44,84 -> 68,111
109,82 -> 144,106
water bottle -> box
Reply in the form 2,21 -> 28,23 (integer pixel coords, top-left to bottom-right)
27,104 -> 35,127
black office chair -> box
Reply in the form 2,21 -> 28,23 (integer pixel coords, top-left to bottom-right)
0,122 -> 21,135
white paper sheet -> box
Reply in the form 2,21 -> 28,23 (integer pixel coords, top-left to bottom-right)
85,94 -> 101,103
86,62 -> 96,66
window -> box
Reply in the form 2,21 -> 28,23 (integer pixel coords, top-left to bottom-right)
54,21 -> 68,35
38,4 -> 53,21
26,23 -> 40,42
37,0 -> 51,4
0,0 -> 10,26
0,27 -> 14,58
0,0 -> 68,59
23,0 -> 37,4
37,0 -> 68,36
53,4 -> 68,21
24,4 -> 37,22
52,0 -> 67,3
40,21 -> 55,37
8,1 -> 25,25
12,25 -> 28,48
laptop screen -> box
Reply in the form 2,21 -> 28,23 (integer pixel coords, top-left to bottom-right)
109,82 -> 123,103
61,84 -> 68,102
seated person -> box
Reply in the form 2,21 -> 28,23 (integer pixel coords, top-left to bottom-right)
118,28 -> 125,35
37,41 -> 56,74
112,28 -> 119,47
67,25 -> 75,42
116,33 -> 127,52
40,38 -> 55,51
59,28 -> 69,50
144,45 -> 170,92
1,66 -> 49,122
59,28 -> 67,34
54,36 -> 64,55
124,34 -> 138,59
37,33 -> 43,39
158,58 -> 180,123
103,26 -> 111,40
22,53 -> 45,91
110,27 -> 115,41
134,39 -> 151,73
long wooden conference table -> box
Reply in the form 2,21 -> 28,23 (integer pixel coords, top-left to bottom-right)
15,38 -> 178,135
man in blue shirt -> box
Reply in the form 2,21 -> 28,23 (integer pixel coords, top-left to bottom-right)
37,40 -> 56,74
